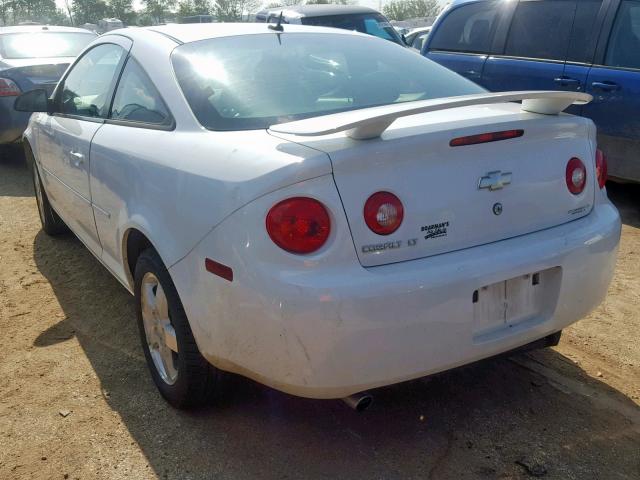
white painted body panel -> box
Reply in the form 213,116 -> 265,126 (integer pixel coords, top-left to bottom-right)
22,24 -> 621,399
273,106 -> 599,267
170,184 -> 620,398
37,114 -> 103,254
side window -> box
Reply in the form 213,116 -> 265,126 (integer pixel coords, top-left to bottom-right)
566,0 -> 603,63
59,43 -> 125,118
429,2 -> 502,54
504,0 -> 576,61
605,0 -> 640,69
110,58 -> 171,125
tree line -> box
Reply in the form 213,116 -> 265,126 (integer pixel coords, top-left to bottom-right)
383,0 -> 440,22
0,0 -> 441,28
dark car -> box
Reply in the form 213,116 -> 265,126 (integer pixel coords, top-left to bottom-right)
0,25 -> 96,147
255,5 -> 405,45
422,0 -> 640,183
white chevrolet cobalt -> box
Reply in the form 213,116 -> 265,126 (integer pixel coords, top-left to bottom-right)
15,24 -> 621,410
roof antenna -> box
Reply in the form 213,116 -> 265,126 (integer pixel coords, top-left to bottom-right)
269,11 -> 284,32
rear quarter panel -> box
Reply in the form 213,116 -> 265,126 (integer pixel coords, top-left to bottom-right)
89,127 -> 332,288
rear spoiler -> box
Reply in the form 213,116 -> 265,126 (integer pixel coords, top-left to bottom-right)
269,91 -> 592,140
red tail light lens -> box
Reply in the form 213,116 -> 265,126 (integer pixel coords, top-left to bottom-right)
266,197 -> 330,254
450,129 -> 523,147
364,191 -> 404,235
595,149 -> 607,189
0,78 -> 21,97
566,157 -> 587,195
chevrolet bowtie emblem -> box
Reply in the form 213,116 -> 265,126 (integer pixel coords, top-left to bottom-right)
478,171 -> 512,191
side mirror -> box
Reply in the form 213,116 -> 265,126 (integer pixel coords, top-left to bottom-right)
14,89 -> 50,113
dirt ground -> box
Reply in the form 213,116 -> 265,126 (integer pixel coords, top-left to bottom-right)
0,148 -> 639,480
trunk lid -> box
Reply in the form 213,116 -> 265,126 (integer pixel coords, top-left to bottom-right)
271,103 -> 595,267
0,58 -> 72,94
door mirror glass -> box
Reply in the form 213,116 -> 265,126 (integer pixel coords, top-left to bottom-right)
14,89 -> 49,113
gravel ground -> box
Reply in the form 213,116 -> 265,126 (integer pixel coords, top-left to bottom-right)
1,148 -> 639,480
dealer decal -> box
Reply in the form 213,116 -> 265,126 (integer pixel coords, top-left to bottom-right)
421,221 -> 450,240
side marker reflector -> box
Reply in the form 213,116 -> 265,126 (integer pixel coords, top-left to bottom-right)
205,258 -> 233,282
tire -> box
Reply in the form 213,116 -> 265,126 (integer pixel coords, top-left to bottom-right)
30,154 -> 69,236
134,248 -> 219,409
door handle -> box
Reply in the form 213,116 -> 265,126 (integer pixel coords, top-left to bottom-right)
69,150 -> 84,166
554,77 -> 581,87
591,81 -> 620,92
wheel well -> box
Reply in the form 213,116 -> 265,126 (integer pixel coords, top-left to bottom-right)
124,229 -> 154,286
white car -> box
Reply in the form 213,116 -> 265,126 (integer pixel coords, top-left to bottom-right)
16,24 -> 621,410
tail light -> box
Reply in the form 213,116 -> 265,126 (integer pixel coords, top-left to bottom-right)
266,197 -> 330,254
595,149 -> 607,189
0,78 -> 21,97
566,157 -> 587,195
364,191 -> 404,235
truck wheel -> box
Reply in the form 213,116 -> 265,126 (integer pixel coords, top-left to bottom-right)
134,248 -> 219,409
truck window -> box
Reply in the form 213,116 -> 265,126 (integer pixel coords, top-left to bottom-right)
429,1 -> 501,54
504,0 -> 575,61
605,0 -> 640,69
566,0 -> 603,63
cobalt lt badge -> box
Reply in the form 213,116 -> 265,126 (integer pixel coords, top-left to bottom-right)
493,202 -> 503,215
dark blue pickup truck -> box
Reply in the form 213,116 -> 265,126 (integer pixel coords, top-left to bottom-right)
423,0 -> 640,183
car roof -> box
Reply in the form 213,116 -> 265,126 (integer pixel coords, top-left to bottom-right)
0,25 -> 96,34
129,22 -> 362,45
258,5 -> 379,18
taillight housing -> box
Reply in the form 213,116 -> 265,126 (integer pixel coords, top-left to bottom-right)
0,78 -> 21,97
595,149 -> 607,189
566,157 -> 587,195
364,191 -> 404,235
266,197 -> 330,254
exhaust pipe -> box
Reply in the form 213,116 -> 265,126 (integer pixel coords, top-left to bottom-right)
342,392 -> 373,412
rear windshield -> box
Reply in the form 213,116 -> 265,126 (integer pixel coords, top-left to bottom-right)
301,13 -> 404,44
0,32 -> 95,59
172,33 -> 484,131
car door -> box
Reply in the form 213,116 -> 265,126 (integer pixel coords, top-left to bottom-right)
89,56 -> 174,282
581,0 -> 640,182
481,0 -> 577,91
424,1 -> 508,85
37,40 -> 130,253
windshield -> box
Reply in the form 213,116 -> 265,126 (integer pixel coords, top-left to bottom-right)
301,13 -> 404,44
172,33 -> 484,131
0,32 -> 95,59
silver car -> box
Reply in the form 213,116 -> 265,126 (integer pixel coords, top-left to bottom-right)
0,25 -> 96,147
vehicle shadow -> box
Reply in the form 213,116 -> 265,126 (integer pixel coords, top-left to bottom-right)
607,181 -> 640,228
0,146 -> 32,198
31,229 -> 640,479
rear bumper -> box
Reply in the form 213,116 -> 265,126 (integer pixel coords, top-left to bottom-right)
0,96 -> 30,144
171,186 -> 621,399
